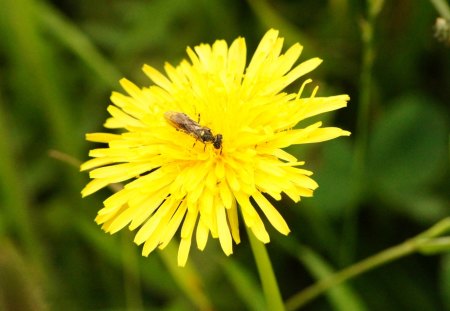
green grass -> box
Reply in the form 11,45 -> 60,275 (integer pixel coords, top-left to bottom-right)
0,0 -> 449,310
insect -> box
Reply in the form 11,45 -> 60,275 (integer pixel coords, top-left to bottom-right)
164,111 -> 223,151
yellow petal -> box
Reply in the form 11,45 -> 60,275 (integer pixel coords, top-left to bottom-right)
253,191 -> 290,235
235,192 -> 269,243
142,65 -> 173,92
196,218 -> 209,251
216,204 -> 233,255
159,201 -> 188,249
178,237 -> 192,267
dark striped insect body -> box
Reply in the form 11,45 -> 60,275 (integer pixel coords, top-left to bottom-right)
164,111 -> 223,151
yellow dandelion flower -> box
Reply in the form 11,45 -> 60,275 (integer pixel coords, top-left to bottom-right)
81,29 -> 350,266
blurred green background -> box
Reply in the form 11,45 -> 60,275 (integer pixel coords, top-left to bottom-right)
0,0 -> 449,310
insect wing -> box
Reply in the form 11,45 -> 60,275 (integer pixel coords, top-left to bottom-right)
164,111 -> 196,133
164,111 -> 223,151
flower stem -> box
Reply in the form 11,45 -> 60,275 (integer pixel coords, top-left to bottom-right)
285,217 -> 450,310
121,232 -> 144,311
247,226 -> 285,311
159,243 -> 213,310
340,0 -> 384,265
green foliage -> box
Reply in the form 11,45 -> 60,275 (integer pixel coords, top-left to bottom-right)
0,0 -> 448,310
368,94 -> 449,223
